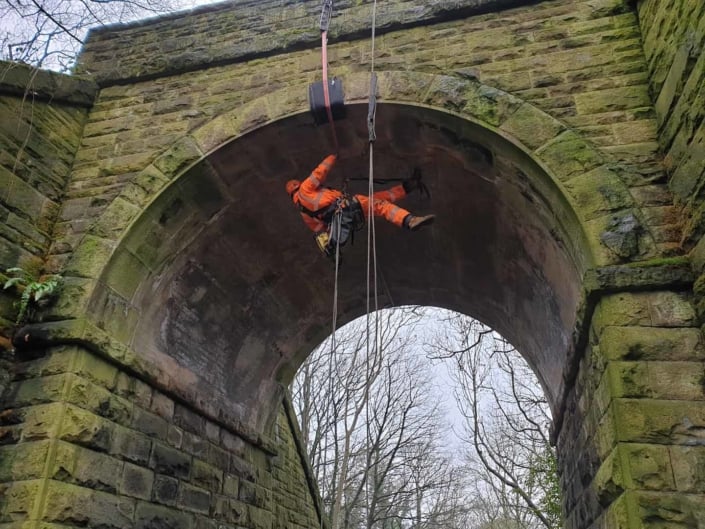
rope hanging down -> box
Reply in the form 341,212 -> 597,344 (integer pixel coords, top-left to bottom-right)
364,3 -> 379,529
319,0 -> 339,152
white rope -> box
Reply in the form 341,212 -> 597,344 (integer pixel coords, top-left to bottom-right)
365,1 -> 379,528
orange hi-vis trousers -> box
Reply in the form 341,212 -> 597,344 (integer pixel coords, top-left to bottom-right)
354,184 -> 410,227
295,154 -> 411,231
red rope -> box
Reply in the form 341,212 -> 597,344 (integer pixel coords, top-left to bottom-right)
321,30 -> 339,152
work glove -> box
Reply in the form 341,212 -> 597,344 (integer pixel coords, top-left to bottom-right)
403,168 -> 430,198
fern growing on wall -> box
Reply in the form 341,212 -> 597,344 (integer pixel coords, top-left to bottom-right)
3,267 -> 63,324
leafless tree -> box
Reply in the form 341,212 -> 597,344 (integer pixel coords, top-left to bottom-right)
426,313 -> 562,529
0,0 -> 185,71
292,307 -> 466,529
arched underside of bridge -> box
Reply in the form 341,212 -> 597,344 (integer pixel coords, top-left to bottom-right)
88,102 -> 592,434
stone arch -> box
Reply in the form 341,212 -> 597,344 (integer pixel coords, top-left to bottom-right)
52,71 -> 657,434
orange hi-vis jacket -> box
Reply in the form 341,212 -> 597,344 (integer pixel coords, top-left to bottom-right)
292,154 -> 411,233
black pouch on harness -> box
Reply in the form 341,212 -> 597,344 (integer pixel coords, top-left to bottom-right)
328,197 -> 364,249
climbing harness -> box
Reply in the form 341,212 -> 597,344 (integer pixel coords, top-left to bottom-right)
297,194 -> 365,257
328,197 -> 365,250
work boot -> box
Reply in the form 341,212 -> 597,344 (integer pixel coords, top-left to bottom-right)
404,214 -> 436,231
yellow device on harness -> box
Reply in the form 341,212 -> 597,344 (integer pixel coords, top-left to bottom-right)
316,232 -> 332,256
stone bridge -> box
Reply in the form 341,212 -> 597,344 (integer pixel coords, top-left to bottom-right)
0,0 -> 704,527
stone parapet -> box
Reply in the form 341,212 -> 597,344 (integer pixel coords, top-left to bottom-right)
0,62 -> 97,107
77,0 -> 543,85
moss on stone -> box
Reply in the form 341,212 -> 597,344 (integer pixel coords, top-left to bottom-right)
536,130 -> 606,182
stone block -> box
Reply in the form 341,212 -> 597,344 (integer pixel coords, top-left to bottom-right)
11,347 -> 76,380
194,515 -> 217,529
110,425 -> 152,465
0,440 -> 50,482
575,86 -> 652,115
18,403 -> 62,442
670,445 -> 705,492
599,326 -> 705,362
66,376 -> 132,426
0,480 -> 41,521
206,443 -> 229,470
654,42 -> 692,125
51,441 -> 122,493
177,165 -> 229,221
150,442 -> 191,479
229,455 -> 256,482
606,362 -> 651,398
621,443 -> 675,491
152,474 -> 179,506
63,234 -> 116,280
220,430 -> 245,457
103,249 -> 148,301
167,425 -> 184,449
42,481 -> 134,528
211,495 -> 246,524
182,431 -> 208,459
191,113 -> 242,154
223,474 -> 239,498
0,166 -> 47,220
248,504 -> 273,529
628,490 -> 705,528
45,276 -> 96,321
121,165 -> 170,206
73,350 -> 118,389
150,392 -> 175,421
499,102 -> 566,150
132,407 -> 168,440
192,459 -> 223,492
536,130 -> 605,182
3,375 -> 66,408
564,165 -> 633,220
173,405 -> 206,435
120,462 -> 154,500
239,480 -> 270,509
614,399 -> 705,445
593,292 -> 697,334
58,405 -> 113,452
153,137 -> 203,177
204,421 -> 220,444
592,293 -> 652,332
135,501 -> 195,529
89,288 -> 141,347
179,482 -> 211,514
91,197 -> 141,239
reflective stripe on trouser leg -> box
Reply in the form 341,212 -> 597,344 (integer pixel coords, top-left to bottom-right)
372,184 -> 406,203
373,199 -> 409,227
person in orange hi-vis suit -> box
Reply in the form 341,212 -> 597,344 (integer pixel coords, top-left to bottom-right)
286,154 -> 435,257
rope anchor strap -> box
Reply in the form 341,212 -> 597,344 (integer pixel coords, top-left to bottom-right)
367,72 -> 377,143
320,0 -> 333,32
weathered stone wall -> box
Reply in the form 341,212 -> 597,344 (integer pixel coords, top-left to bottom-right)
54,0 -> 676,275
1,0 -> 703,528
557,290 -> 705,528
0,63 -> 95,272
0,62 -> 96,397
76,0 -> 541,84
636,0 -> 704,247
0,345 -> 321,529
